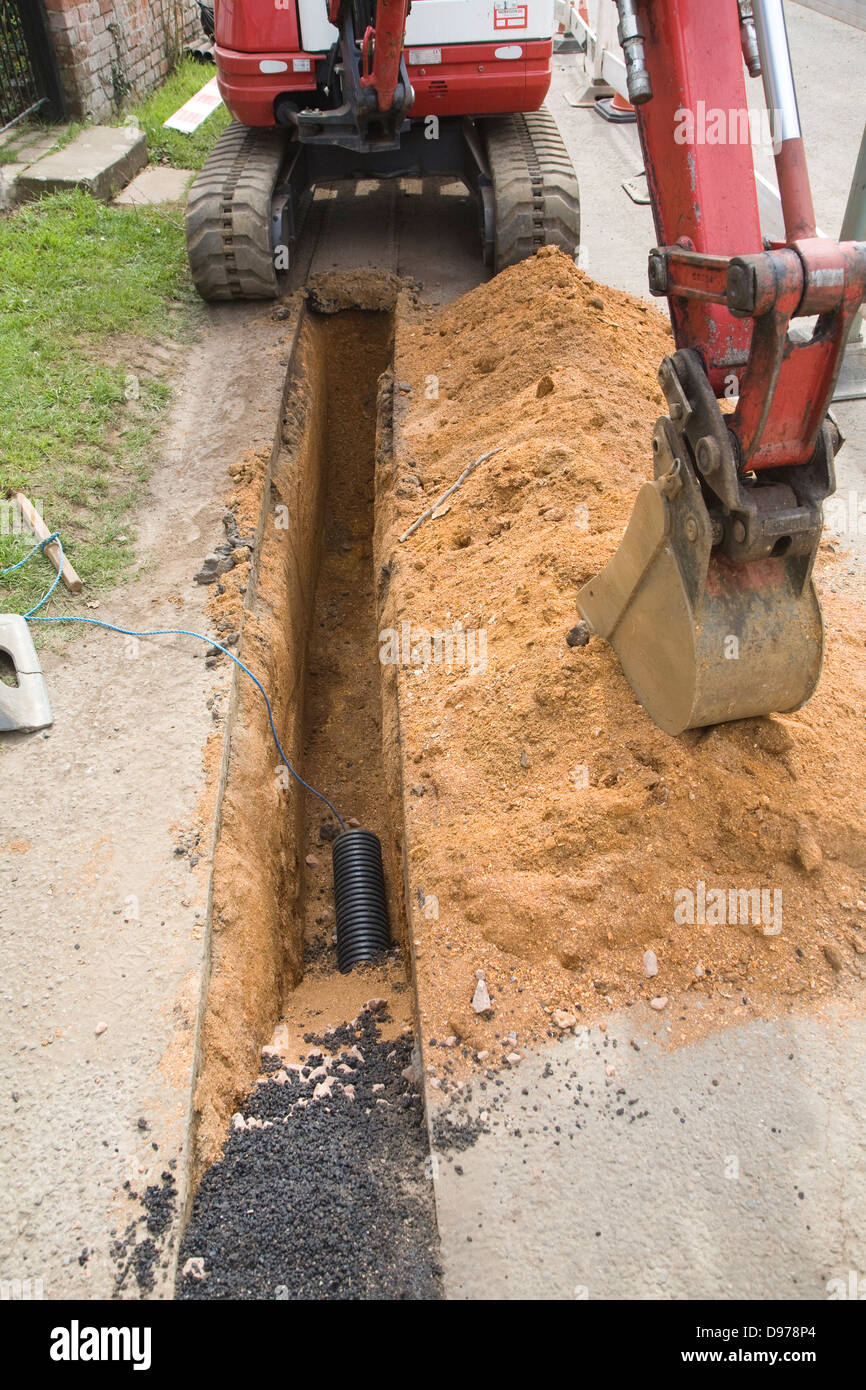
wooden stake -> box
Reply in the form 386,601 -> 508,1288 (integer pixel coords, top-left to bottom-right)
11,492 -> 83,595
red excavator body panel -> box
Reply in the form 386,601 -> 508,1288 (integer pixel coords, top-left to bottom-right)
213,0 -> 553,127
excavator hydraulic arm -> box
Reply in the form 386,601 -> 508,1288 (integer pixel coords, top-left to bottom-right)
357,0 -> 409,113
578,0 -> 866,734
305,0 -> 414,148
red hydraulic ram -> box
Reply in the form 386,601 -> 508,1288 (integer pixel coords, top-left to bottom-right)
630,0 -> 866,472
359,0 -> 410,112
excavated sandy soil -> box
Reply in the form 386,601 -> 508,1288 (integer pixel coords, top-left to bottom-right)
189,304 -> 413,1171
377,247 -> 866,1057
188,251 -> 866,1166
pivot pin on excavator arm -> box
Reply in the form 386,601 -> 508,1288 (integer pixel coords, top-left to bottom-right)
293,0 -> 415,149
578,0 -> 866,734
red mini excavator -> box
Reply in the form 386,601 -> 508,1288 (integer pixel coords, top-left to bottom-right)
185,0 -> 866,736
185,0 -> 581,295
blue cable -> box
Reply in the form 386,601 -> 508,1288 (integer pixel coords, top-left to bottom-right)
1,531 -> 64,617
1,533 -> 346,831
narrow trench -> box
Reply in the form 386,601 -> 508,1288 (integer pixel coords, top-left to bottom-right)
300,312 -> 397,969
178,308 -> 442,1300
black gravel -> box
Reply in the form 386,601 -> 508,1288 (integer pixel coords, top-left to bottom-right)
431,1110 -> 486,1154
177,1011 -> 442,1300
111,1169 -> 178,1295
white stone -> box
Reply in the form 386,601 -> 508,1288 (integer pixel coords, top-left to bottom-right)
472,977 -> 492,1013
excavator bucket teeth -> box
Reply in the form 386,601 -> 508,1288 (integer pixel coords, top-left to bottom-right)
577,465 -> 825,737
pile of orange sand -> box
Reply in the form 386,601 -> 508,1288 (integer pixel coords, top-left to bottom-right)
378,247 -> 866,1055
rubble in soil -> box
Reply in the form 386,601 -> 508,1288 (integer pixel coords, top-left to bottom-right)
202,446 -> 267,631
304,267 -> 417,315
379,246 -> 866,1060
177,1007 -> 441,1300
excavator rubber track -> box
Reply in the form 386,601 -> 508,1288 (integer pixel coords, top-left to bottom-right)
186,121 -> 290,301
185,110 -> 580,299
482,106 -> 581,273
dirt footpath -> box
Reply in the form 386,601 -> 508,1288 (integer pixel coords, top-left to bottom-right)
0,299 -> 292,1298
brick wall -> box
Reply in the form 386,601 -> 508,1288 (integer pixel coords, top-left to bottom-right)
43,0 -> 201,121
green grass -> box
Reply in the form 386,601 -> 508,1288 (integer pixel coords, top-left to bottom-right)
0,58 -> 234,617
125,57 -> 230,170
0,190 -> 199,616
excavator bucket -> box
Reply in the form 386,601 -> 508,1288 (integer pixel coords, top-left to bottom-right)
577,390 -> 828,737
